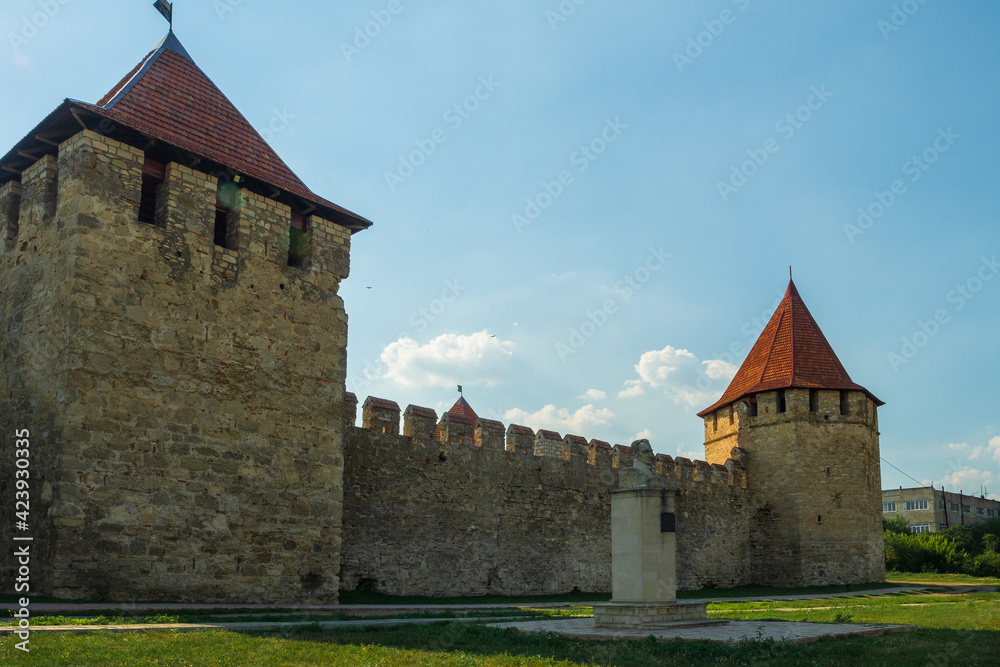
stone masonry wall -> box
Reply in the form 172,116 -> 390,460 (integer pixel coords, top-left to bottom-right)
340,395 -> 751,596
0,129 -> 353,603
702,389 -> 884,587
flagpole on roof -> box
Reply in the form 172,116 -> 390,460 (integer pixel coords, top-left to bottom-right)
154,0 -> 174,32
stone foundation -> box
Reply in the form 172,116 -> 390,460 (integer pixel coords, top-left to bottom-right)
593,602 -> 719,629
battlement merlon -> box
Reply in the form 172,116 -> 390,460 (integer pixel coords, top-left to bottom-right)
702,388 -> 879,465
475,418 -> 505,450
3,132 -> 353,289
439,412 -> 474,449
506,424 -> 534,454
0,181 -> 22,251
353,395 -> 746,485
403,404 -> 437,442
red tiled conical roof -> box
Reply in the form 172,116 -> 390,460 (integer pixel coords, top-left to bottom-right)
80,33 -> 370,229
446,396 -> 479,426
434,395 -> 479,440
697,279 -> 882,417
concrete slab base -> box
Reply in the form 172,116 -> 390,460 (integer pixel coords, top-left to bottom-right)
490,618 -> 918,644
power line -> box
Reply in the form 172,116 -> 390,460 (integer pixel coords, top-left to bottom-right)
880,457 -> 930,489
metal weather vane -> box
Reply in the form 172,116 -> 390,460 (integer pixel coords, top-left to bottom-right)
153,0 -> 173,31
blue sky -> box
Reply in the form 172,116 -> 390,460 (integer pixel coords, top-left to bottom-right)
3,0 -> 998,498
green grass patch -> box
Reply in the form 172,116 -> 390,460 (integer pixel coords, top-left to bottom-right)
676,581 -> 898,599
709,592 -> 1000,631
0,580 -> 905,613
339,581 -> 897,606
886,570 -> 1000,586
1,622 -> 998,666
338,589 -> 613,605
0,608 -> 557,627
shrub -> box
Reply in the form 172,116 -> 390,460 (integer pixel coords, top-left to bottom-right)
938,525 -> 978,556
882,516 -> 910,535
970,517 -> 1000,543
883,531 -> 964,573
964,551 -> 1000,578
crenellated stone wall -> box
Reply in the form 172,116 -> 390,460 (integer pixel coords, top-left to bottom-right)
340,395 -> 752,596
0,129 -> 354,603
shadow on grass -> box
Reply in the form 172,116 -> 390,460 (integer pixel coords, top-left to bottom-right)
338,581 -> 901,606
239,622 -> 1000,667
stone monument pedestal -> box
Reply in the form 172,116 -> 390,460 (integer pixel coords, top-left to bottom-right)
593,601 -> 712,629
593,484 -> 723,630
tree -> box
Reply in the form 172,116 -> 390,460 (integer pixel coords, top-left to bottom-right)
883,515 -> 910,535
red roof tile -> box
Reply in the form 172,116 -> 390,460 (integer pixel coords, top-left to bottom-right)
697,279 -> 882,417
404,405 -> 438,420
446,396 -> 479,427
363,397 -> 400,412
477,418 -> 505,431
87,33 -> 370,229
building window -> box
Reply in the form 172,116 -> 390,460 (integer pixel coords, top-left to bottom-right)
287,213 -> 309,268
989,509 -> 997,518
905,500 -> 929,511
213,206 -> 228,247
963,505 -> 971,514
712,412 -> 717,433
976,507 -> 985,516
748,398 -> 758,417
214,182 -> 239,249
882,502 -> 896,512
951,502 -> 960,512
908,523 -> 930,534
809,389 -> 819,412
938,500 -> 946,510
939,523 -> 947,530
728,405 -> 734,424
839,390 -> 849,416
776,390 -> 786,413
139,158 -> 165,225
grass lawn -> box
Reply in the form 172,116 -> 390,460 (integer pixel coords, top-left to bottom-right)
1,622 -> 998,666
0,607 -> 578,627
338,581 -> 898,606
0,581 -> 903,613
708,591 -> 1000,631
3,583 -> 998,665
885,570 -> 1000,587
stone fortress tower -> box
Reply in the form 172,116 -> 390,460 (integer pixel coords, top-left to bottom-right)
0,33 -> 370,602
698,279 -> 886,586
1,30 -> 886,603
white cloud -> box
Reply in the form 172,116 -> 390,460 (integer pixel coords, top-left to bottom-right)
379,330 -> 514,389
951,438 -> 999,464
675,443 -> 701,460
633,428 -> 655,441
941,467 -> 994,491
619,345 -> 737,408
580,389 -> 607,401
618,381 -> 645,398
504,404 -> 615,436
